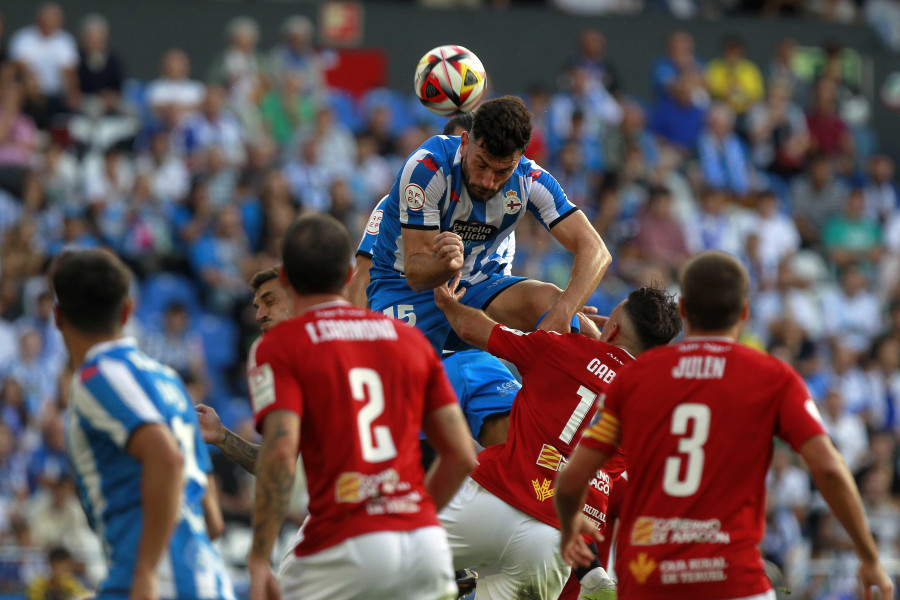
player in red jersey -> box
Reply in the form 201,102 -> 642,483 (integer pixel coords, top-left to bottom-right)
557,251 -> 895,600
433,275 -> 681,600
247,214 -> 476,600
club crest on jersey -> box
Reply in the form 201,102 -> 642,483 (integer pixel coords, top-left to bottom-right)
405,184 -> 426,211
503,190 -> 522,214
450,220 -> 498,243
365,209 -> 383,235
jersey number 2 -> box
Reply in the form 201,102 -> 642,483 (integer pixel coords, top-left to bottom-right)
662,403 -> 711,497
349,368 -> 398,463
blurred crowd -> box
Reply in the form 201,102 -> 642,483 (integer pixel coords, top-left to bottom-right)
0,3 -> 897,598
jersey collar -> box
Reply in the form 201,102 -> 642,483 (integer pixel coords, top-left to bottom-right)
682,336 -> 735,343
306,299 -> 352,312
85,336 -> 137,361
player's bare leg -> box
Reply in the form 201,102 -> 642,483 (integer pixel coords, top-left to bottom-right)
485,280 -> 564,332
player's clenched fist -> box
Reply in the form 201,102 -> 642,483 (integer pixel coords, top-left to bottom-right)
433,231 -> 465,272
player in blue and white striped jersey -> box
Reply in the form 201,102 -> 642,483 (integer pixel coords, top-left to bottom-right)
53,249 -> 235,600
368,96 -> 611,354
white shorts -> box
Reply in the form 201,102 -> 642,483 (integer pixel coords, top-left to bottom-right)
277,526 -> 457,600
724,592 -> 776,600
439,478 -> 570,600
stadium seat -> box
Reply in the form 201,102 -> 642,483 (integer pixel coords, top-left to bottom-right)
405,94 -> 447,132
326,90 -> 364,134
135,273 -> 202,329
360,88 -> 414,135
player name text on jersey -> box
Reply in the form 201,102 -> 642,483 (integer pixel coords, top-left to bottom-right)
671,355 -> 726,379
586,357 -> 617,383
304,319 -> 399,343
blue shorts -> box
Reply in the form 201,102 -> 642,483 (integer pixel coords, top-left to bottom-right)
443,350 -> 519,440
367,274 -> 527,353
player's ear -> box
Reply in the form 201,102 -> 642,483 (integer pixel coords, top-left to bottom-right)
278,265 -> 290,289
345,265 -> 353,285
53,303 -> 64,330
605,322 -> 620,343
740,300 -> 750,323
678,296 -> 687,319
460,130 -> 469,151
121,296 -> 134,328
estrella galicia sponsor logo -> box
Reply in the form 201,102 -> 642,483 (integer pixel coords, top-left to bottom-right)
450,220 -> 498,243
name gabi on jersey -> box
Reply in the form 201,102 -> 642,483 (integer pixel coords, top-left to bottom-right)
450,220 -> 499,243
671,356 -> 726,379
305,319 -> 398,343
586,358 -> 617,383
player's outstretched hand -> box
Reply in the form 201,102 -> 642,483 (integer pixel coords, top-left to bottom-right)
434,272 -> 466,310
196,404 -> 226,446
580,305 -> 609,329
560,516 -> 601,569
538,308 -> 575,335
858,560 -> 894,600
249,558 -> 281,600
433,231 -> 465,272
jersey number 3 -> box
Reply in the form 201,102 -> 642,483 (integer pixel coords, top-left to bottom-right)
349,368 -> 398,463
662,403 -> 711,497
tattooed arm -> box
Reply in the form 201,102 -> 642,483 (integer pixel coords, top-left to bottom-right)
249,409 -> 299,600
197,404 -> 260,475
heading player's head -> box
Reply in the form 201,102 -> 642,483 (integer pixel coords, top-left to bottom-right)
281,213 -> 352,297
679,250 -> 750,334
601,286 -> 681,354
250,266 -> 293,333
443,112 -> 473,136
51,248 -> 133,340
460,96 -> 532,202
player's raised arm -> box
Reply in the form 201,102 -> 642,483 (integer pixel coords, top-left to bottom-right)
542,211 -> 611,334
555,442 -> 610,569
800,435 -> 894,599
127,423 -> 185,600
197,404 -> 261,475
433,272 -> 495,350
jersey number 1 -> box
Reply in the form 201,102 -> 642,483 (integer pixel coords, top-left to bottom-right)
349,368 -> 398,463
662,403 -> 711,497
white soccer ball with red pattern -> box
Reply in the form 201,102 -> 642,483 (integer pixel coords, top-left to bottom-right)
414,45 -> 487,117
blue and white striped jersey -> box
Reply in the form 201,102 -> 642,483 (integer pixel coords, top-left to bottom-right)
369,136 -> 575,285
66,338 -> 234,600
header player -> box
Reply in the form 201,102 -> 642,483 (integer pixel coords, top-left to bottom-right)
54,249 -> 235,600
433,275 -> 682,600
556,251 -> 895,600
247,214 -> 476,600
368,95 -> 611,353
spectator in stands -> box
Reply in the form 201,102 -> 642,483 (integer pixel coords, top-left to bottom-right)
864,154 -> 899,223
26,474 -> 95,554
823,187 -> 883,270
75,14 -> 124,117
189,205 -> 254,314
864,338 -> 900,431
116,174 -> 173,268
146,48 -> 205,125
259,71 -> 316,148
553,141 -> 593,214
284,135 -> 331,213
698,102 -> 752,199
209,16 -> 266,134
767,38 -> 801,96
201,146 -> 238,208
8,329 -> 56,417
822,265 -> 882,355
549,65 -> 622,153
0,421 -> 27,502
17,289 -> 65,373
26,411 -> 68,494
684,187 -> 749,257
350,133 -> 393,209
306,104 -> 356,179
82,145 -> 134,208
24,547 -> 87,600
861,469 -> 900,559
820,387 -> 869,472
745,190 -> 800,288
806,77 -> 854,163
9,3 -> 78,118
706,35 -> 764,117
652,31 -> 708,107
360,103 -> 398,158
764,445 -> 810,573
572,29 -> 620,95
139,301 -> 205,381
135,130 -> 190,204
0,83 -> 38,198
173,178 -> 214,249
634,185 -> 690,272
268,15 -> 325,98
746,80 -> 809,178
790,151 -> 849,247
604,100 -> 659,174
181,84 -> 244,168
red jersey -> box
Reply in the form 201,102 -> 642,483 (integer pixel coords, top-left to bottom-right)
581,338 -> 827,599
471,325 -> 634,532
248,301 -> 458,557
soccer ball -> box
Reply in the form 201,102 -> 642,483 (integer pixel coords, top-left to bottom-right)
414,45 -> 487,117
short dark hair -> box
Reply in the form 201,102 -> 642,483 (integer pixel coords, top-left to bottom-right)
470,96 -> 532,157
48,546 -> 71,564
680,251 -> 749,331
443,112 -> 473,136
281,214 -> 351,295
249,266 -> 280,292
51,249 -> 132,335
622,286 -> 682,352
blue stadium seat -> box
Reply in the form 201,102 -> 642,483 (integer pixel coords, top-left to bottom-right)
136,273 -> 202,328
405,94 -> 447,133
196,313 -> 238,370
327,90 -> 363,134
361,88 -> 414,135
